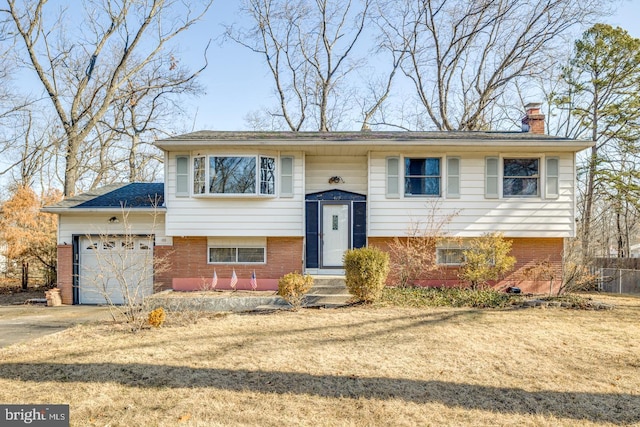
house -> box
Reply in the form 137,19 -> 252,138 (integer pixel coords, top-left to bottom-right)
45,104 -> 592,304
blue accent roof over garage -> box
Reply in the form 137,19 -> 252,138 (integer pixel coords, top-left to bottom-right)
42,183 -> 164,212
76,183 -> 164,208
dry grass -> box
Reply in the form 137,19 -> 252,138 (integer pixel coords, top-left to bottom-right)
0,294 -> 638,426
0,278 -> 47,305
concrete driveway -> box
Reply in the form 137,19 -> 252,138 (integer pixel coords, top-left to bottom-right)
0,305 -> 113,348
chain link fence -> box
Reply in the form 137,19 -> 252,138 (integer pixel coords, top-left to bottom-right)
598,268 -> 640,294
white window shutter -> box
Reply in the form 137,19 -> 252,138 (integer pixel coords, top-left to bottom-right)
386,157 -> 400,198
546,157 -> 559,199
485,157 -> 499,199
280,156 -> 294,197
447,157 -> 460,198
176,156 -> 189,197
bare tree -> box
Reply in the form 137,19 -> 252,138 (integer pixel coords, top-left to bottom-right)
2,0 -> 212,196
227,0 -> 372,131
381,0 -> 604,131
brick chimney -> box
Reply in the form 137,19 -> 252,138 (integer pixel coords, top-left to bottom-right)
521,102 -> 545,135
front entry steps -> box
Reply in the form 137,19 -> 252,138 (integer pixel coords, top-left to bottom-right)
303,276 -> 352,308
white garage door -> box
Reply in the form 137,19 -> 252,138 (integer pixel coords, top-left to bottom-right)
79,236 -> 154,305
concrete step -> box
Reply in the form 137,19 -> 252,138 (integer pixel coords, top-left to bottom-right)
304,276 -> 351,308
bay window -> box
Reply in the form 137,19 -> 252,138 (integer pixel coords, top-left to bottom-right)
193,155 -> 276,196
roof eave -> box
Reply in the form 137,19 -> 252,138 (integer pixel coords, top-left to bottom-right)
41,207 -> 167,214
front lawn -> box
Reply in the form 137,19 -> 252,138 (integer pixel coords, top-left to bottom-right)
0,294 -> 638,426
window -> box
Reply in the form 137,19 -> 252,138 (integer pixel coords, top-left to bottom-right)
436,248 -> 466,265
405,157 -> 441,196
447,157 -> 460,198
193,156 -> 206,194
210,156 -> 256,194
386,157 -> 400,198
193,155 -> 277,196
503,158 -> 539,197
176,156 -> 189,197
260,156 -> 276,195
546,157 -> 559,199
280,156 -> 294,197
209,247 -> 266,264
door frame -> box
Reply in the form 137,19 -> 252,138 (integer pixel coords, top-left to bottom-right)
304,189 -> 366,272
319,201 -> 351,269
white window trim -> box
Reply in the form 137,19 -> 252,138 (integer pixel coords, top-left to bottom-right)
208,246 -> 267,264
404,156 -> 442,197
436,247 -> 467,266
503,157 -> 541,198
191,154 -> 277,197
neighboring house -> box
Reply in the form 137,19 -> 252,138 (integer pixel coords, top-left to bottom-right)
45,105 -> 592,304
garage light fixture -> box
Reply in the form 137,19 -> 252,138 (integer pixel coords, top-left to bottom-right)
108,216 -> 119,224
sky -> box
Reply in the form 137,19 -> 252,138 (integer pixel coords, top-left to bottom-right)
177,0 -> 640,132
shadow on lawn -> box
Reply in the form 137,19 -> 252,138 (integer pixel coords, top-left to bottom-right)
0,362 -> 636,424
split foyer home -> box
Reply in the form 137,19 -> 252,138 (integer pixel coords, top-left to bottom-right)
44,104 -> 592,304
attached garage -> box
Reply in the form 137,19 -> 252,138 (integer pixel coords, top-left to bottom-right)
78,235 -> 154,305
42,183 -> 168,305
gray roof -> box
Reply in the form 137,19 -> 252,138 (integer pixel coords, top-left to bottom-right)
43,183 -> 164,213
155,130 -> 593,152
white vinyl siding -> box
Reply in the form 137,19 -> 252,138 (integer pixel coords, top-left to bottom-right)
368,152 -> 577,238
176,156 -> 189,197
57,213 -> 171,246
546,157 -> 559,199
305,155 -> 367,195
447,157 -> 460,198
485,157 -> 499,199
165,152 -> 304,237
280,156 -> 294,197
386,157 -> 400,198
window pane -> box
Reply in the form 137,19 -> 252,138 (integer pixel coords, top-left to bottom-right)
504,159 -> 539,177
193,156 -> 206,194
210,157 -> 256,194
405,158 -> 441,196
503,158 -> 539,197
504,177 -> 538,196
260,157 -> 276,195
238,248 -> 265,263
438,248 -> 465,265
210,248 -> 236,263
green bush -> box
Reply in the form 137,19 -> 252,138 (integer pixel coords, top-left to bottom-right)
277,272 -> 314,310
343,247 -> 390,303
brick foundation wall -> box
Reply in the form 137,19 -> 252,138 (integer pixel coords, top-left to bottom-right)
56,245 -> 73,304
159,237 -> 304,291
369,237 -> 563,294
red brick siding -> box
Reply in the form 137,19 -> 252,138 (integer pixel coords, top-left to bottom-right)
56,245 -> 73,304
159,237 -> 304,291
369,237 -> 563,294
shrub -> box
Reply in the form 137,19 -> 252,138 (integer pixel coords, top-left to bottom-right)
459,232 -> 516,289
343,247 -> 390,303
278,272 -> 314,310
380,286 -> 520,308
147,307 -> 166,328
